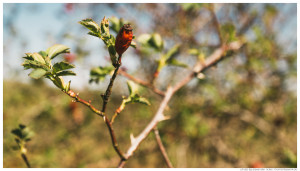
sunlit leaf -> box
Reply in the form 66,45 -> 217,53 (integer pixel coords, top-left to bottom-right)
32,52 -> 45,64
46,44 -> 70,59
28,68 -> 47,79
137,34 -> 152,45
127,80 -> 139,96
53,61 -> 75,73
89,66 -> 114,84
79,18 -> 100,33
22,60 -> 50,71
149,33 -> 164,51
135,97 -> 151,105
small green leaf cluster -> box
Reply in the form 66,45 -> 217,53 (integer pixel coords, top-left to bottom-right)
79,17 -> 118,66
109,16 -> 127,33
137,33 -> 164,52
117,81 -> 151,113
89,66 -> 115,84
156,44 -> 188,73
22,44 -> 75,92
11,124 -> 34,154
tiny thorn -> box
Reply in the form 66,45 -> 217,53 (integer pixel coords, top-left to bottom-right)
76,93 -> 80,96
103,116 -> 106,122
130,133 -> 136,145
158,114 -> 170,122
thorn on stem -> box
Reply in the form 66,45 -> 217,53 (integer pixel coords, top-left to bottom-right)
130,133 -> 136,145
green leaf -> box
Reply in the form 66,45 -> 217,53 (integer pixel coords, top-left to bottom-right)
64,81 -> 71,92
22,60 -> 50,71
38,51 -> 48,58
56,70 -> 76,76
23,53 -> 33,60
53,61 -> 75,73
88,31 -> 99,38
52,76 -> 65,89
32,52 -> 45,64
135,97 -> 151,105
19,124 -> 26,129
188,49 -> 200,56
46,44 -> 70,59
108,45 -> 117,65
127,80 -> 139,96
79,18 -> 100,34
149,33 -> 164,51
130,41 -> 137,49
137,34 -> 152,45
11,129 -> 22,139
165,44 -> 180,61
100,17 -> 110,34
168,59 -> 188,68
11,124 -> 34,141
28,68 -> 47,79
89,66 -> 114,84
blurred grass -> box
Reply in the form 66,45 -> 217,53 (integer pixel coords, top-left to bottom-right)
3,75 -> 296,168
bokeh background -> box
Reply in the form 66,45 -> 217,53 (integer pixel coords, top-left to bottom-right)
3,3 -> 297,168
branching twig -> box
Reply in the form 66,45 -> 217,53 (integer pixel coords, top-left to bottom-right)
118,87 -> 174,167
67,88 -> 126,159
154,126 -> 174,168
111,101 -> 125,124
118,41 -> 244,167
119,69 -> 165,96
100,63 -> 127,160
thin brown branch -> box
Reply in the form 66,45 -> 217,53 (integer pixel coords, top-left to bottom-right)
154,126 -> 174,168
208,4 -> 223,45
173,41 -> 244,93
111,101 -> 125,124
66,88 -> 125,159
237,13 -> 257,36
100,63 -> 127,160
102,64 -> 121,113
119,69 -> 165,97
66,90 -> 104,117
21,153 -> 31,168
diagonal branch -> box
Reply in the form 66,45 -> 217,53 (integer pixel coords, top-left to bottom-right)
208,4 -> 223,45
118,40 -> 244,168
118,87 -> 174,167
154,126 -> 174,168
173,41 -> 244,93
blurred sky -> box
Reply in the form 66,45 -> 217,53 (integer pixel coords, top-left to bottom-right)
3,3 -> 297,90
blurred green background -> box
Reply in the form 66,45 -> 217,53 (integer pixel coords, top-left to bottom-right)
3,3 -> 297,168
